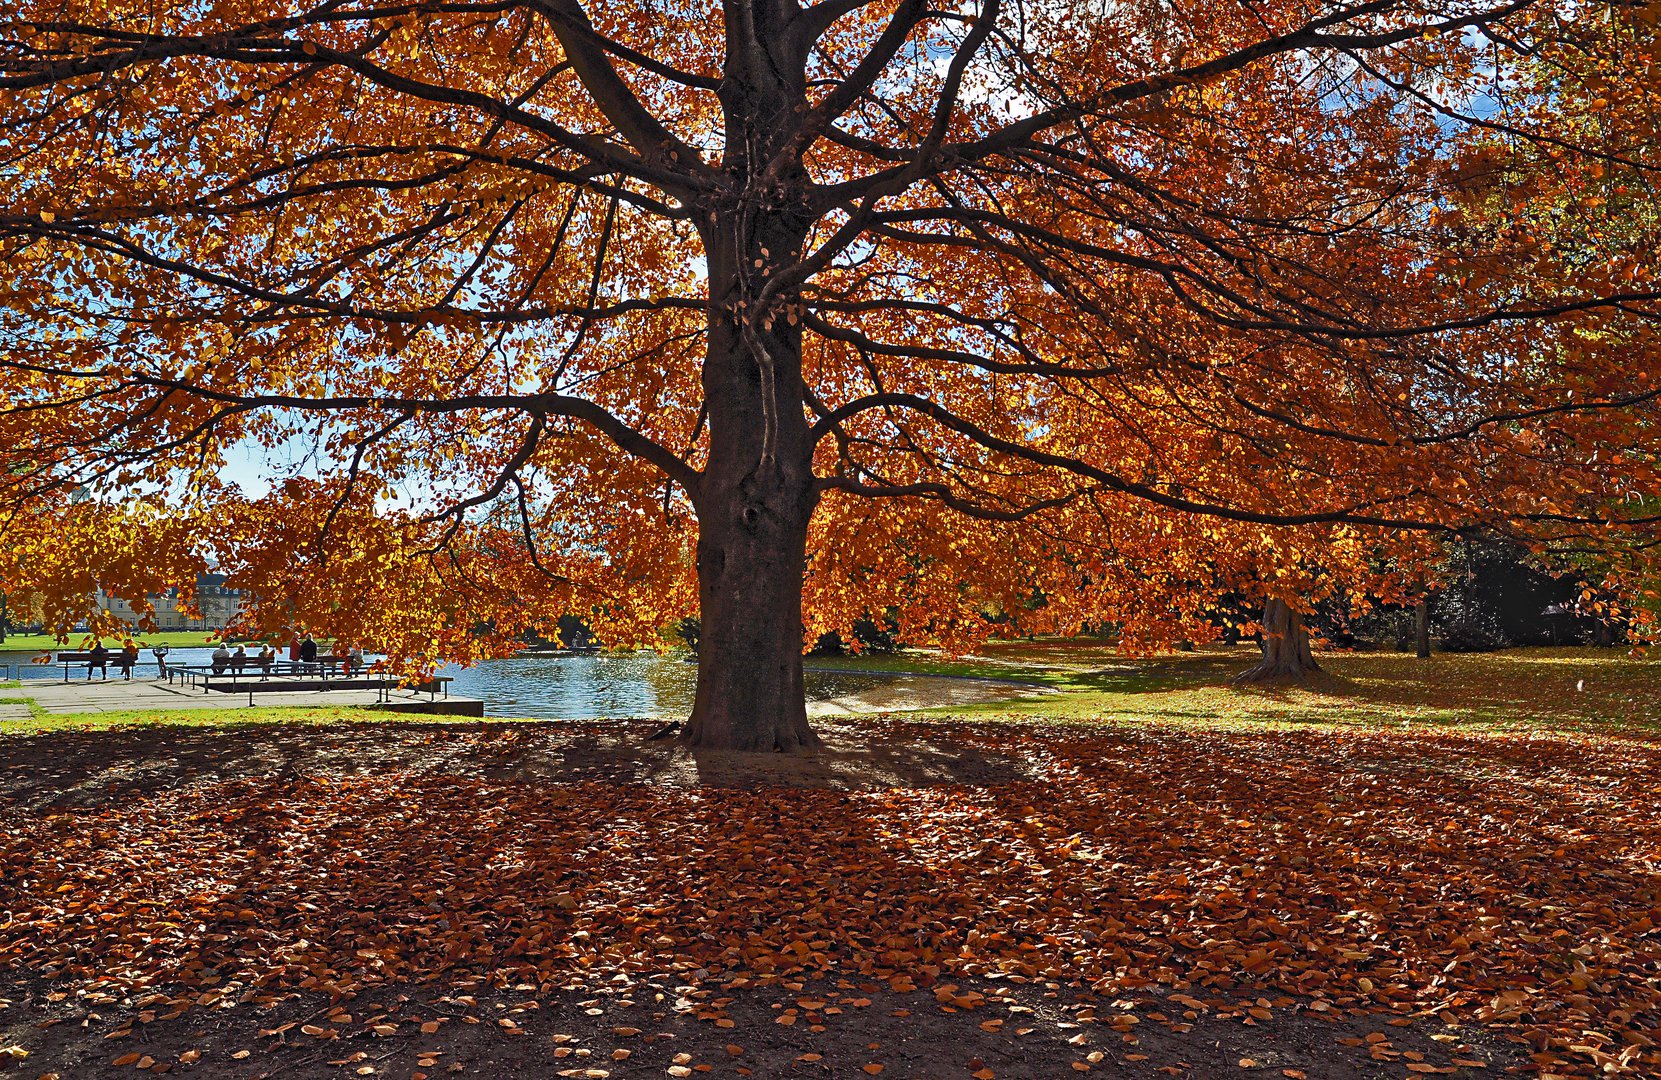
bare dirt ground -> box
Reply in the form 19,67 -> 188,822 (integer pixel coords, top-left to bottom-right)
1,971 -> 1524,1079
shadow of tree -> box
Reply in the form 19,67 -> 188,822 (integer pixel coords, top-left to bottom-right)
1,718 -> 1658,1078
0,718 -> 1038,812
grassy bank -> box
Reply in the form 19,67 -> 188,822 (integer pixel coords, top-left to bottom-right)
0,630 -> 230,651
3,642 -> 1655,740
903,642 -> 1661,735
813,639 -> 1661,735
0,704 -> 414,736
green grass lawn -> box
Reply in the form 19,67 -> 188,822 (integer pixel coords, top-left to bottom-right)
0,704 -> 417,736
814,639 -> 1661,735
2,641 -> 1655,740
901,641 -> 1661,735
0,629 -> 232,651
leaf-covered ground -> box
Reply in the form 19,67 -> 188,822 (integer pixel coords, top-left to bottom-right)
2,686 -> 1658,1078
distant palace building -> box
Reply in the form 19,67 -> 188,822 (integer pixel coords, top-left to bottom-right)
97,573 -> 244,632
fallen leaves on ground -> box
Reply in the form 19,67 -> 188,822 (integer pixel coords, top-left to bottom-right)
1,720 -> 1659,1077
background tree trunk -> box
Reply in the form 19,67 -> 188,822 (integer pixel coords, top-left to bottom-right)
1234,598 -> 1321,684
1414,596 -> 1432,658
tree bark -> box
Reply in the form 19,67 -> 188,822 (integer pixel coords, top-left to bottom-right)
682,305 -> 818,750
1414,596 -> 1432,658
683,477 -> 817,751
680,11 -> 820,751
1234,598 -> 1321,684
681,274 -> 820,751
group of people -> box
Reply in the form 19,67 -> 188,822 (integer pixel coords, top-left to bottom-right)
209,641 -> 275,677
78,634 -> 372,683
83,634 -> 370,681
208,635 -> 366,678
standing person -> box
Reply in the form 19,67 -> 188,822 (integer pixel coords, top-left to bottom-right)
349,645 -> 365,677
256,643 -> 274,680
288,634 -> 301,663
299,634 -> 318,670
120,639 -> 140,680
151,642 -> 170,679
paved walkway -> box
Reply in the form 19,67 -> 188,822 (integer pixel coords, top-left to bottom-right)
10,677 -> 479,716
0,702 -> 32,722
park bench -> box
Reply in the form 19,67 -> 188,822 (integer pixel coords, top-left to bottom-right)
415,676 -> 452,699
167,658 -> 336,688
55,651 -> 138,682
169,662 -> 450,705
221,673 -> 403,706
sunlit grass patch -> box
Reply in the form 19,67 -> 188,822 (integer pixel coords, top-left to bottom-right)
907,645 -> 1661,738
0,705 -> 451,737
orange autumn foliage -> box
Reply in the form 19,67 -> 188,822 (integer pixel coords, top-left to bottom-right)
1,0 -> 1659,743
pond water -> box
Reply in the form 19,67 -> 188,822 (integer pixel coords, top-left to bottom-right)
435,653 -> 952,719
0,647 -> 1033,719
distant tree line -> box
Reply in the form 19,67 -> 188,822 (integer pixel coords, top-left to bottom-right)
1327,539 -> 1614,653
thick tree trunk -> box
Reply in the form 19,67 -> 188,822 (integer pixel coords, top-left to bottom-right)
680,290 -> 819,751
680,27 -> 820,750
1234,599 -> 1321,684
1414,597 -> 1432,658
682,323 -> 821,750
682,458 -> 818,751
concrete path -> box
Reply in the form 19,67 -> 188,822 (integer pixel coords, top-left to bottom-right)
0,702 -> 32,722
10,677 -> 481,716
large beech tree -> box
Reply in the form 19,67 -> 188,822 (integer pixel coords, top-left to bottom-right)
2,0 -> 1659,749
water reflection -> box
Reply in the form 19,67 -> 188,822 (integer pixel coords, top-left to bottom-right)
437,653 -> 912,719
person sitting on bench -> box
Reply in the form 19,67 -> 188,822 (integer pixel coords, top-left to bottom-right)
257,643 -> 275,680
231,644 -> 248,675
88,641 -> 110,680
119,639 -> 140,680
211,643 -> 231,674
